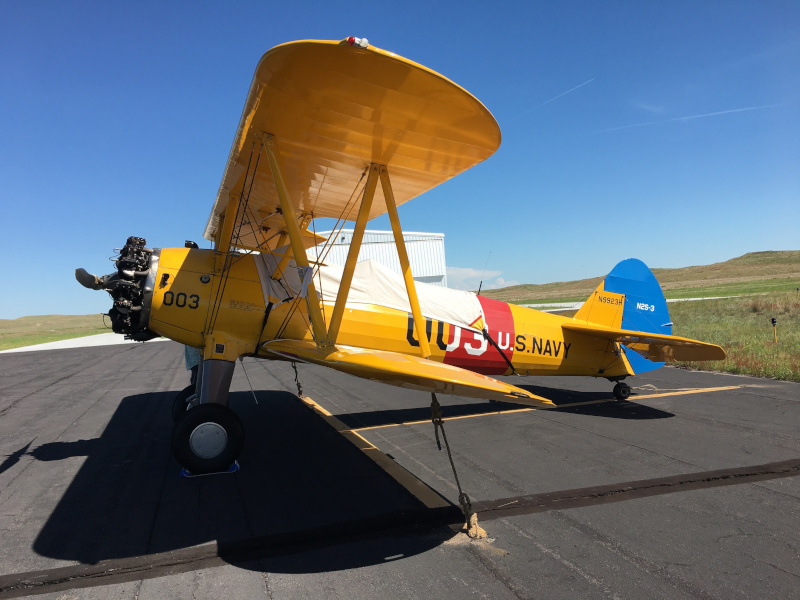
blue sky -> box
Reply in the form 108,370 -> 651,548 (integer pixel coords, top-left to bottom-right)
1,1 -> 798,319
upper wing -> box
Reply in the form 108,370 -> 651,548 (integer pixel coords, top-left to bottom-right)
204,39 -> 501,249
262,340 -> 554,407
562,322 -> 726,362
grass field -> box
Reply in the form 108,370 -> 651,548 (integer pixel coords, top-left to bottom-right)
0,314 -> 109,352
669,292 -> 800,382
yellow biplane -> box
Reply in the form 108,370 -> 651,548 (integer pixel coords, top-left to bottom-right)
78,38 -> 725,475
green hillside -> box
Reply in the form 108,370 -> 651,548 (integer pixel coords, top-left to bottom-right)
481,250 -> 800,304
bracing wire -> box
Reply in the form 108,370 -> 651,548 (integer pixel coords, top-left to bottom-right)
208,141 -> 261,334
274,169 -> 368,340
477,250 -> 492,295
314,168 -> 368,267
239,357 -> 259,405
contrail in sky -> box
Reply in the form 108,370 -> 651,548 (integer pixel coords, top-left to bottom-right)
596,104 -> 779,133
517,78 -> 595,117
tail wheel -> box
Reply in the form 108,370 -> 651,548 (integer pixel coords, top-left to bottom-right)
171,403 -> 244,474
613,382 -> 631,401
171,385 -> 197,422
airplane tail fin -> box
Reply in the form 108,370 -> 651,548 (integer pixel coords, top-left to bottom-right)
573,258 -> 672,374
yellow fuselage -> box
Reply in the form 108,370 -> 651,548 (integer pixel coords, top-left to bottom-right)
148,248 -> 631,379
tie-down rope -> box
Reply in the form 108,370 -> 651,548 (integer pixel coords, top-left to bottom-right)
430,393 -> 487,539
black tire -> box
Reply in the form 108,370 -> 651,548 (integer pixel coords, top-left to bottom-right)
171,403 -> 244,474
172,385 -> 196,422
613,382 -> 631,401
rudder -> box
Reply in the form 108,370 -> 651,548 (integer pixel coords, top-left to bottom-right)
604,258 -> 671,336
604,258 -> 671,374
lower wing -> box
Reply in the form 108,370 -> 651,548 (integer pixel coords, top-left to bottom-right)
262,340 -> 554,407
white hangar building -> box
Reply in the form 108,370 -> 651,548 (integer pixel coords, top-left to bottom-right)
311,230 -> 448,287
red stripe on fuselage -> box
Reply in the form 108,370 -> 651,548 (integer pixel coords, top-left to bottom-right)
443,296 -> 515,376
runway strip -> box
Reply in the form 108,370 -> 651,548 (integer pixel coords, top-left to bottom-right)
0,333 -> 169,354
1,456 -> 797,599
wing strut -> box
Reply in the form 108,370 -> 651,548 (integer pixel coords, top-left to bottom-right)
321,164 -> 433,357
327,164 -> 380,344
261,133 -> 328,346
271,233 -> 292,280
381,166 -> 432,358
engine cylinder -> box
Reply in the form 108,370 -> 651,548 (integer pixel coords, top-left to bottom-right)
106,236 -> 159,341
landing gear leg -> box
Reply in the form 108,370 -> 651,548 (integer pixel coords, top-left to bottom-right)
171,359 -> 244,474
172,359 -> 205,421
172,385 -> 196,422
613,381 -> 631,401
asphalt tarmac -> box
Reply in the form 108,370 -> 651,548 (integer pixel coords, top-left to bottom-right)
0,340 -> 797,599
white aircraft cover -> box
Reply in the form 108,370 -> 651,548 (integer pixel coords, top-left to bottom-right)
315,260 -> 484,333
253,248 -> 484,333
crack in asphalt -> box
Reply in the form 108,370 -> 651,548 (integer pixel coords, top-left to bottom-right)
1,458 -> 797,598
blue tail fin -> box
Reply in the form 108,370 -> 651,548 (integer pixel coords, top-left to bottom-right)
603,258 -> 672,374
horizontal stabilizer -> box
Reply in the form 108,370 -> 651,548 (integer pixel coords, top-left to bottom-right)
262,340 -> 554,406
562,322 -> 726,362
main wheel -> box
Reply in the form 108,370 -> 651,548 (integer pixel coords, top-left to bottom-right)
613,382 -> 631,401
171,403 -> 244,474
172,385 -> 197,422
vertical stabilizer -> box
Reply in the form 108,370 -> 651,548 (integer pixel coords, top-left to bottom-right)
604,259 -> 672,337
605,258 -> 671,374
573,282 -> 625,328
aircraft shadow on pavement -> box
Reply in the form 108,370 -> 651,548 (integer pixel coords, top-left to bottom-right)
336,401 -> 536,430
31,390 -> 455,572
336,387 -> 674,430
511,383 -> 675,420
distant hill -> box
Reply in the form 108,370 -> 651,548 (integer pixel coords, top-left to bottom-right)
479,251 -> 800,303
